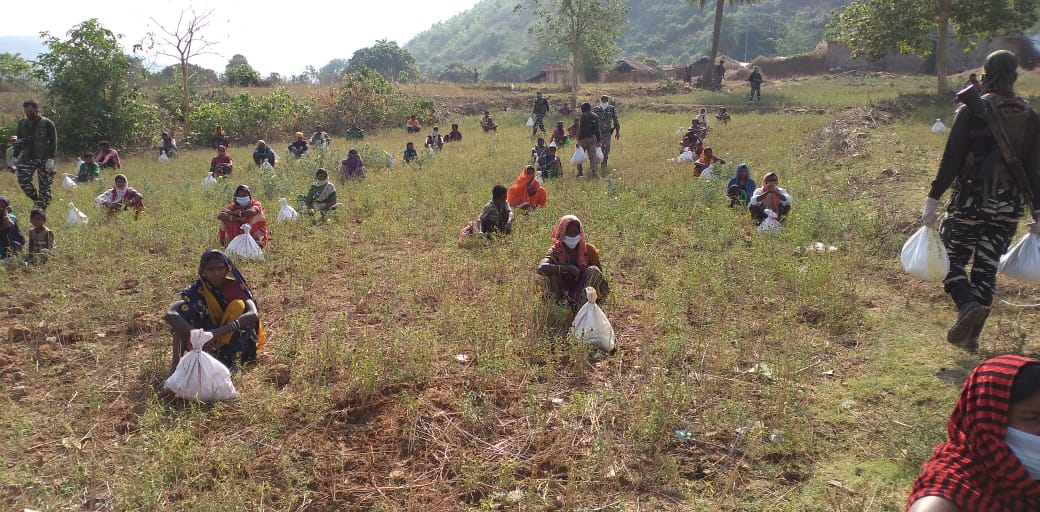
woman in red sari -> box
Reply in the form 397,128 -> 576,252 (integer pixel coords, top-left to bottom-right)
907,355 -> 1040,511
217,184 -> 268,248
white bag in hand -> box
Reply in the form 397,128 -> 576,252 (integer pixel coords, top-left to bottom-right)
159,150 -> 169,162
259,161 -> 274,173
571,146 -> 587,166
594,146 -> 605,164
757,209 -> 782,233
678,149 -> 695,162
931,119 -> 945,133
226,224 -> 265,261
526,116 -> 535,127
998,233 -> 1040,282
164,329 -> 238,402
571,287 -> 615,352
201,173 -> 218,187
62,174 -> 78,190
276,198 -> 299,222
66,202 -> 89,227
901,225 -> 949,282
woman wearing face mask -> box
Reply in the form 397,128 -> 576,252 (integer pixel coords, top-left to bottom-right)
95,174 -> 144,219
907,355 -> 1040,511
299,168 -> 340,220
218,184 -> 268,248
537,214 -> 610,306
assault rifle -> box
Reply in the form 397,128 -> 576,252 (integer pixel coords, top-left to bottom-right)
955,84 -> 1034,208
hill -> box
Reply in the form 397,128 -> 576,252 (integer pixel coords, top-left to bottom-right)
405,0 -> 852,81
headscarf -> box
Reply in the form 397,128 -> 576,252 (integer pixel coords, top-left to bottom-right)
0,195 -> 9,212
178,249 -> 266,350
309,169 -> 336,202
228,184 -> 262,212
106,174 -> 136,204
507,167 -> 542,206
981,50 -> 1018,94
550,214 -> 587,266
907,355 -> 1040,511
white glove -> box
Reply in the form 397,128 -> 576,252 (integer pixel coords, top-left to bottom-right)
45,159 -> 54,171
922,197 -> 939,226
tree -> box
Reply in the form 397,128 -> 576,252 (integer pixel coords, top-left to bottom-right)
35,19 -> 157,153
225,55 -> 260,86
0,53 -> 33,91
318,58 -> 350,83
349,40 -> 419,81
690,0 -> 759,87
439,62 -> 473,83
517,0 -> 628,109
827,0 -> 1039,94
142,8 -> 219,137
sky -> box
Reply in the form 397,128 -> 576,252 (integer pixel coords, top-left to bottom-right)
1,0 -> 482,76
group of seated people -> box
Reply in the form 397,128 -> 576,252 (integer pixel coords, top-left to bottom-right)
725,164 -> 792,226
0,195 -> 52,264
530,138 -> 563,178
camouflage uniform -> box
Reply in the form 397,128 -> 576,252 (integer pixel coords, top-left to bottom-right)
14,113 -> 57,210
926,51 -> 1040,350
532,94 -> 550,136
747,68 -> 763,101
592,100 -> 620,169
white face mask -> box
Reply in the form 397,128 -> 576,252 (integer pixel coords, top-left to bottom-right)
316,179 -> 328,187
1006,427 -> 1040,479
563,235 -> 581,249
235,196 -> 251,206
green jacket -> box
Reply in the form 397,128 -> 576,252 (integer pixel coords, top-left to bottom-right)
14,115 -> 57,163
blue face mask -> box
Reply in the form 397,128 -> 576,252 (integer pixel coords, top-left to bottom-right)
235,196 -> 251,207
1006,427 -> 1040,479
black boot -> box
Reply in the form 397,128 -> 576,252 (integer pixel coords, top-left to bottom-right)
947,301 -> 989,349
961,309 -> 989,353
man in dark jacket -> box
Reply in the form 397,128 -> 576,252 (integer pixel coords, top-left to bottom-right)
575,102 -> 601,178
13,100 -> 57,210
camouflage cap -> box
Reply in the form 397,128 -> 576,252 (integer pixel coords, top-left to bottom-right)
981,50 -> 1018,93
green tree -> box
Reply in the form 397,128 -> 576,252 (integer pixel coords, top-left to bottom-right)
827,0 -> 1039,94
225,55 -> 260,86
0,53 -> 33,91
349,39 -> 419,81
690,0 -> 759,86
35,19 -> 157,153
142,8 -> 219,137
517,0 -> 628,109
438,62 -> 473,82
318,58 -> 350,83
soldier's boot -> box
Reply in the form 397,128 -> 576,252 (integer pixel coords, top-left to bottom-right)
947,283 -> 989,349
961,309 -> 989,353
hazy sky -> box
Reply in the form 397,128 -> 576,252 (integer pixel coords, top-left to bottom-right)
3,0 -> 481,76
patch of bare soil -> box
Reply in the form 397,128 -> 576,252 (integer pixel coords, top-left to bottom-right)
808,106 -> 893,160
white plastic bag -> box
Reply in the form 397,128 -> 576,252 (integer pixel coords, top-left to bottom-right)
276,198 -> 299,222
571,288 -> 615,352
998,233 -> 1040,282
757,209 -> 782,233
526,116 -> 535,127
159,150 -> 169,162
226,224 -> 265,261
931,119 -> 945,133
900,225 -> 949,282
571,146 -> 587,166
66,202 -> 89,227
699,164 -> 714,178
678,149 -> 695,162
594,146 -> 605,164
259,161 -> 274,173
62,174 -> 78,190
164,329 -> 238,402
201,173 -> 218,187
675,128 -> 684,137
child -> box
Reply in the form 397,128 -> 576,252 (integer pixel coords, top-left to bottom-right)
480,112 -> 498,132
445,123 -> 462,143
696,107 -> 709,129
531,137 -> 548,162
77,153 -> 100,182
26,208 -> 52,264
716,107 -> 731,125
403,142 -> 418,163
406,115 -> 422,133
693,147 -> 726,176
566,117 -> 580,139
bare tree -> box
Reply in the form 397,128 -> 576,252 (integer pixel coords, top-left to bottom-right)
691,0 -> 758,88
142,8 -> 219,137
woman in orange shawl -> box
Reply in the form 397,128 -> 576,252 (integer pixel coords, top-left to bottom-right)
536,214 -> 610,306
506,165 -> 548,211
217,184 -> 269,248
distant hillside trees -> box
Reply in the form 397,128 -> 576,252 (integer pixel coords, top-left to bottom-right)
0,53 -> 34,91
349,40 -> 419,82
225,54 -> 260,87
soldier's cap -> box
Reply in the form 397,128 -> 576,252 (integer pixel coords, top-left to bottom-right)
982,50 -> 1018,92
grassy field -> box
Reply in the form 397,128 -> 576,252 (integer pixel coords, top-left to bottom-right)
2,74 -> 1040,511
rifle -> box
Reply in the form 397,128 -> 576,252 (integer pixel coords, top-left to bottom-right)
955,85 -> 1034,208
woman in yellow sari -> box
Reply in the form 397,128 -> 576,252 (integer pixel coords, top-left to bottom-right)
163,249 -> 267,372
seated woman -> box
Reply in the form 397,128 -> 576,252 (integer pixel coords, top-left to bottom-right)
748,172 -> 792,225
550,122 -> 568,146
537,144 -> 563,179
907,355 -> 1040,512
252,140 -> 278,168
727,163 -> 756,207
480,111 -> 498,132
536,215 -> 610,307
210,145 -> 234,177
716,107 -> 731,125
159,131 -> 177,157
287,132 -> 309,158
406,115 -> 422,133
0,196 -> 25,261
211,125 -> 230,150
163,249 -> 267,372
692,147 -> 726,176
95,174 -> 145,219
299,168 -> 341,218
340,148 -> 365,180
445,123 -> 463,142
217,185 -> 268,248
506,165 -> 548,211
310,126 -> 331,148
94,141 -> 121,169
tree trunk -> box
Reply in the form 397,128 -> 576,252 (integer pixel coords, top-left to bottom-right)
570,39 -> 579,110
936,0 -> 951,95
702,0 -> 726,87
181,59 -> 192,136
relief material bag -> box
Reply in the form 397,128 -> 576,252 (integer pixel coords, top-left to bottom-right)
61,174 -> 78,190
998,233 -> 1040,283
65,202 -> 89,227
259,161 -> 274,173
526,116 -> 535,127
201,173 -> 218,186
276,198 -> 299,222
678,149 -> 695,162
900,225 -> 949,282
571,146 -> 587,166
164,329 -> 238,402
757,208 -> 782,233
226,224 -> 265,261
159,150 -> 170,162
571,288 -> 615,352
699,164 -> 714,178
931,119 -> 946,133
594,146 -> 605,164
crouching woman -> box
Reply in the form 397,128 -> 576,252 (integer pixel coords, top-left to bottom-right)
536,214 -> 609,307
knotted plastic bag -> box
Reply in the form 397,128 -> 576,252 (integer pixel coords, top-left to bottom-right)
259,161 -> 274,173
226,224 -> 265,261
164,329 -> 238,402
66,202 -> 89,227
678,149 -> 695,162
571,146 -> 587,166
675,128 -> 684,136
571,287 -> 615,352
276,198 -> 299,222
201,173 -> 218,187
757,208 -> 782,233
594,146 -> 605,164
526,116 -> 535,127
699,165 -> 714,178
900,225 -> 949,282
159,150 -> 169,162
998,233 -> 1040,283
62,174 -> 77,190
931,119 -> 945,133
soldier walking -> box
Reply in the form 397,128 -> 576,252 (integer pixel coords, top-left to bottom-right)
12,100 -> 57,211
531,91 -> 550,137
592,95 -> 620,170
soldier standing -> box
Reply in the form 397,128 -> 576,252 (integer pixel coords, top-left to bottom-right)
921,50 -> 1040,352
13,100 -> 57,211
531,91 -> 550,137
592,95 -> 620,170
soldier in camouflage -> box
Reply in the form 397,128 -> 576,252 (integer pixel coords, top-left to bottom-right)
12,100 -> 57,211
922,50 -> 1040,352
592,95 -> 620,170
531,91 -> 550,137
